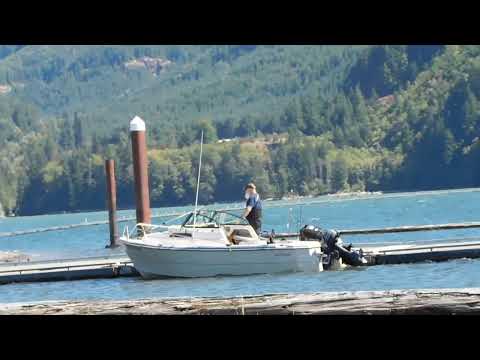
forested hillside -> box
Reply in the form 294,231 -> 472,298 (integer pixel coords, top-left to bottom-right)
1,45 -> 479,216
0,46 -> 366,144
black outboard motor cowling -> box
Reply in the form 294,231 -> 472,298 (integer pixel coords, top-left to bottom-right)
300,225 -> 367,268
299,225 -> 325,241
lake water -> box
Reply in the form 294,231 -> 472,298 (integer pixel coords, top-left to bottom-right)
1,188 -> 480,304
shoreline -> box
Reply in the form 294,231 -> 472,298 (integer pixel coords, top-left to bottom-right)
1,288 -> 480,315
9,186 -> 480,219
0,251 -> 30,264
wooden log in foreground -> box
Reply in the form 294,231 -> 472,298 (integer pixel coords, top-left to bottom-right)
1,288 -> 480,315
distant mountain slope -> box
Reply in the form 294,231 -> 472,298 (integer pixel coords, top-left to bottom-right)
0,45 -> 190,113
345,45 -> 445,97
92,45 -> 364,127
370,45 -> 480,189
3,44 -> 480,215
0,45 -> 365,140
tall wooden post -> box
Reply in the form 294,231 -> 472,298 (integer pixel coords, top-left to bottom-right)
130,116 -> 151,231
105,159 -> 119,248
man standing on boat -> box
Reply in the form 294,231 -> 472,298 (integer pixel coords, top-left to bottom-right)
243,183 -> 263,234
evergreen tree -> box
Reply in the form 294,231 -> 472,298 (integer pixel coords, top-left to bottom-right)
330,157 -> 349,192
195,118 -> 218,143
463,85 -> 479,141
73,112 -> 84,148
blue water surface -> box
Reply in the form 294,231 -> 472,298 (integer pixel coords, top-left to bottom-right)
1,188 -> 480,303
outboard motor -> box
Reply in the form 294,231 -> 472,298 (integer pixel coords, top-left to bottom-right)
300,225 -> 367,269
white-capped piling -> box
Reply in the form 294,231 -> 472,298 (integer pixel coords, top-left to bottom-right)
130,116 -> 151,229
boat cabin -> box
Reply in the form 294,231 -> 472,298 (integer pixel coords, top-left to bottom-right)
179,210 -> 264,245
128,210 -> 266,247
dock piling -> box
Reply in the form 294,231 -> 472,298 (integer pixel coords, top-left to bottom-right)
105,159 -> 119,248
130,116 -> 151,231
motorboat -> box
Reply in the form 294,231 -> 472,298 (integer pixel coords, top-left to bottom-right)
121,129 -> 367,279
121,209 -> 324,278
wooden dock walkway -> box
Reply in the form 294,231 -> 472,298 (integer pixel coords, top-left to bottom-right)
0,255 -> 137,285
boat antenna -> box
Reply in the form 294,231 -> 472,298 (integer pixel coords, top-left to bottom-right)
193,130 -> 204,230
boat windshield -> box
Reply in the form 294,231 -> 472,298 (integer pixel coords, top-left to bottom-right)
212,210 -> 249,225
180,209 -> 249,227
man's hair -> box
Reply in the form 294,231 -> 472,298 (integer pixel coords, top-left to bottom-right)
245,183 -> 256,190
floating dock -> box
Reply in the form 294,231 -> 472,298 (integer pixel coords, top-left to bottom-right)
1,240 -> 480,285
361,241 -> 480,265
0,255 -> 137,285
2,220 -> 480,285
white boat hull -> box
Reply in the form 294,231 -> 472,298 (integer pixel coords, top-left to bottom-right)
124,242 -> 323,278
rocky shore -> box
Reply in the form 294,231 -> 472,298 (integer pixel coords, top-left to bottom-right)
0,251 -> 30,263
1,288 -> 479,315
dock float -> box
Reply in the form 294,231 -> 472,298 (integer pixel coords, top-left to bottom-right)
0,255 -> 138,285
361,241 -> 480,265
1,240 -> 480,285
2,218 -> 480,285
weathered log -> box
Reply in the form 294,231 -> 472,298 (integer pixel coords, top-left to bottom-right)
1,288 -> 480,315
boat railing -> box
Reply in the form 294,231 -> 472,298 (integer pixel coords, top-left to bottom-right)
123,223 -> 169,240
